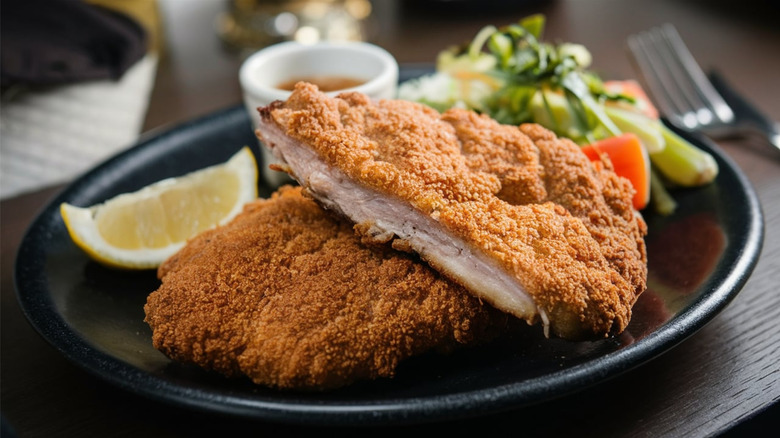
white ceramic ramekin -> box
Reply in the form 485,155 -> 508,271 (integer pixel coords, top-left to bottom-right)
239,41 -> 399,186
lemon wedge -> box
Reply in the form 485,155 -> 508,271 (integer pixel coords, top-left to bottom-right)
61,147 -> 258,269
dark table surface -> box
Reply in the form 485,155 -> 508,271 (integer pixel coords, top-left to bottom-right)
2,0 -> 779,436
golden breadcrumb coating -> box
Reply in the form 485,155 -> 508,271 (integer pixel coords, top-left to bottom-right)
144,186 -> 506,390
259,83 -> 647,339
445,111 -> 647,310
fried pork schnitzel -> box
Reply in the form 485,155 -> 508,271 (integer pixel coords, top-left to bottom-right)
144,186 -> 506,390
256,83 -> 647,340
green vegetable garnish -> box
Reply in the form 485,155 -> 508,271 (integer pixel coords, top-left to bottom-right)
444,15 -> 625,143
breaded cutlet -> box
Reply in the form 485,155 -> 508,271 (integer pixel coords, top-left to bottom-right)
144,186 -> 507,390
256,83 -> 647,340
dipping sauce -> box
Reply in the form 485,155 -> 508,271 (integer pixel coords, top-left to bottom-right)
276,76 -> 365,92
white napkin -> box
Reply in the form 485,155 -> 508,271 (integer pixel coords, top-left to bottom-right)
0,54 -> 158,200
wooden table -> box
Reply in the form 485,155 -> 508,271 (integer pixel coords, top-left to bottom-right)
2,0 -> 778,435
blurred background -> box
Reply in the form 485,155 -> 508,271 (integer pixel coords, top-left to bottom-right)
3,0 -> 778,199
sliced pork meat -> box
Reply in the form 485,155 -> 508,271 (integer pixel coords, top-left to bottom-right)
255,83 -> 647,340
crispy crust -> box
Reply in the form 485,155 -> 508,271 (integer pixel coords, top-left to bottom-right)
259,83 -> 647,339
445,110 -> 648,312
144,186 -> 505,390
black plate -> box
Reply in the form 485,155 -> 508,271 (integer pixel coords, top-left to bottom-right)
15,104 -> 763,426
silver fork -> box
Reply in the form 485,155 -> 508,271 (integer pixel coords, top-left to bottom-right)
628,24 -> 780,153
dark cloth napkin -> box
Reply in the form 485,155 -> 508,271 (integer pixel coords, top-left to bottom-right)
1,0 -> 147,87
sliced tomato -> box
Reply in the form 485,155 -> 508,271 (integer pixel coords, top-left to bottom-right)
582,133 -> 651,210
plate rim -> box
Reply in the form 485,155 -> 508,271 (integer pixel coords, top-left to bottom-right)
13,104 -> 765,426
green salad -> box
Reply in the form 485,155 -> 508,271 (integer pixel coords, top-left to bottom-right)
397,14 -> 718,215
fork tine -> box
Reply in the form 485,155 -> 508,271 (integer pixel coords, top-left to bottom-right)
658,24 -> 735,124
649,26 -> 715,127
630,25 -> 779,151
628,30 -> 696,129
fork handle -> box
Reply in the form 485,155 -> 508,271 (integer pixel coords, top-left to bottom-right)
709,71 -> 780,153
